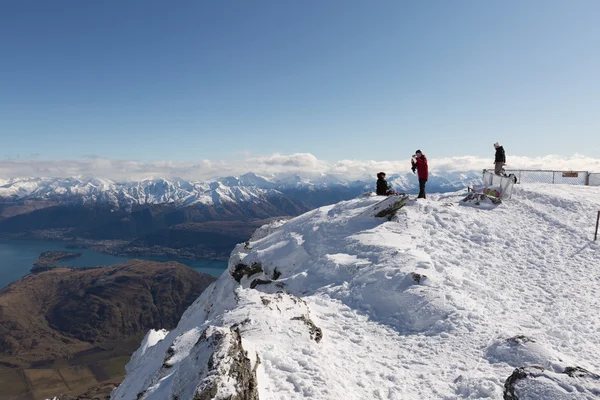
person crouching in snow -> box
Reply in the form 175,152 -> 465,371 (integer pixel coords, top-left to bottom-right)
376,172 -> 395,195
411,150 -> 428,199
493,142 -> 506,175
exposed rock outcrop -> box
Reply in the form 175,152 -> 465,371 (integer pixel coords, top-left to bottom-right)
192,327 -> 259,400
372,195 -> 409,220
504,365 -> 600,399
231,262 -> 263,283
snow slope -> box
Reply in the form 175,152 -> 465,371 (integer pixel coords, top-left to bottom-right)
111,183 -> 600,399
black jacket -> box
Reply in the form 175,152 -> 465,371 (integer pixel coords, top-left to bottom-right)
495,146 -> 506,163
376,178 -> 391,195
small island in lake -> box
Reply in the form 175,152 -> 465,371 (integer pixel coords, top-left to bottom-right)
31,251 -> 83,273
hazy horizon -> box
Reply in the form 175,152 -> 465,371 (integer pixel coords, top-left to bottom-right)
1,152 -> 599,181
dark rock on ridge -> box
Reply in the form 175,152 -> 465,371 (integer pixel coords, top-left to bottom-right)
193,327 -> 259,400
504,365 -> 600,399
231,262 -> 263,283
291,315 -> 323,343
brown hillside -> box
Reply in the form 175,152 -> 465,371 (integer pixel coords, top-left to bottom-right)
0,260 -> 216,366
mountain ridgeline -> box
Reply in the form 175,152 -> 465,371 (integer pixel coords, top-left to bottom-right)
0,172 -> 481,258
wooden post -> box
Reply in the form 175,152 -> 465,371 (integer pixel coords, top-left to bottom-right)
595,211 -> 600,241
585,172 -> 590,186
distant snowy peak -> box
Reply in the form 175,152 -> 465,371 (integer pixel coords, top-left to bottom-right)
218,172 -> 278,189
0,171 -> 483,208
0,177 -> 285,208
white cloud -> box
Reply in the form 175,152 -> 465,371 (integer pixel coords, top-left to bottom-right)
0,153 -> 598,181
252,153 -> 328,170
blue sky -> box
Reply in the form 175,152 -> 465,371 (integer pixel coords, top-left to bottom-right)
1,0 -> 599,164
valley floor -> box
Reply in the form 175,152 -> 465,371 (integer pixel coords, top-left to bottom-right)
0,335 -> 142,400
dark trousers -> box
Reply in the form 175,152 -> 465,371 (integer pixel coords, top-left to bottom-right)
418,178 -> 427,199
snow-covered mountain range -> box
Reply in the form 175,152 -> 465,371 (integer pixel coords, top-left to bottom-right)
110,184 -> 600,399
0,171 -> 482,209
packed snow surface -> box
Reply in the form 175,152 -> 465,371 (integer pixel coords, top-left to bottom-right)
112,184 -> 600,399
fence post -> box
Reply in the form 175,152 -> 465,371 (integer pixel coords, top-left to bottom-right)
552,171 -> 555,184
585,172 -> 590,186
595,211 -> 600,241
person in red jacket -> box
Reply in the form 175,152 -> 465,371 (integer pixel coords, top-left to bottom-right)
411,150 -> 429,199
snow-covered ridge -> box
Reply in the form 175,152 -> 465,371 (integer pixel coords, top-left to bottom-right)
0,171 -> 481,208
112,184 -> 600,399
0,175 -> 284,208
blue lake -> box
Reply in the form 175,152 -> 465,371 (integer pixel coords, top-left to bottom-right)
0,238 -> 228,290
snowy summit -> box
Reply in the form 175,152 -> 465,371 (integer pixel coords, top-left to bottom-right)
112,184 -> 600,399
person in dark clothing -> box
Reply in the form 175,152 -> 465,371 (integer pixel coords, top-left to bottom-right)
494,142 -> 506,175
411,150 -> 429,199
376,172 -> 394,195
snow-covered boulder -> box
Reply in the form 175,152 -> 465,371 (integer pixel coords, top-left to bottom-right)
486,335 -> 564,371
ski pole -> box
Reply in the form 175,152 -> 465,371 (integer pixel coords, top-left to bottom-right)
595,211 -> 600,241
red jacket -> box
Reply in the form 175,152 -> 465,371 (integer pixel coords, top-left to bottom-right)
412,155 -> 428,180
